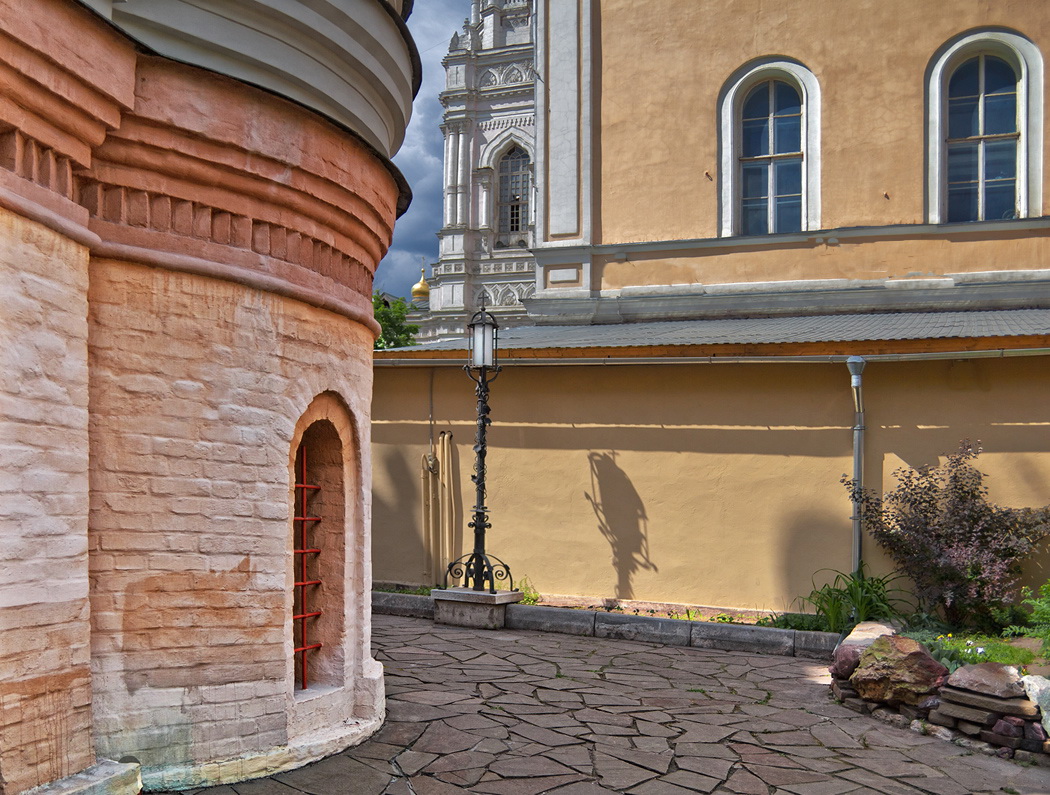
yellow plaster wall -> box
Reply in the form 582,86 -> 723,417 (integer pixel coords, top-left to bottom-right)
372,357 -> 1050,612
597,0 -> 1050,245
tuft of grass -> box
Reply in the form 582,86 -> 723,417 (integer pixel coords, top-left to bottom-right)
757,612 -> 830,632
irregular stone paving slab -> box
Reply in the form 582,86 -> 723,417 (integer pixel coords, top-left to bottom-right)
167,615 -> 1050,795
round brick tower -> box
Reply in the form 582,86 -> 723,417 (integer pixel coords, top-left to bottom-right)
0,1 -> 417,791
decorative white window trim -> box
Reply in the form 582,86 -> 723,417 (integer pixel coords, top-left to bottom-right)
719,59 -> 821,237
479,129 -> 533,171
477,132 -> 533,243
927,30 -> 1043,223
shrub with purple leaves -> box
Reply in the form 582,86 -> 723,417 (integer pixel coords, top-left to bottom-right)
843,441 -> 1050,630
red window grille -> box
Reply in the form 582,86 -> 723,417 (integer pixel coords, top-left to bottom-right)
293,445 -> 322,689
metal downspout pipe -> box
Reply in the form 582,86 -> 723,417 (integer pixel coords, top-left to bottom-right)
847,356 -> 866,573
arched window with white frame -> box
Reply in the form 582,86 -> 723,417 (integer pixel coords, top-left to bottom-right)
497,145 -> 530,237
719,60 -> 821,237
927,31 -> 1043,224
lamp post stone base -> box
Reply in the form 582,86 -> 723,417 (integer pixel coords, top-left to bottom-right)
432,587 -> 524,629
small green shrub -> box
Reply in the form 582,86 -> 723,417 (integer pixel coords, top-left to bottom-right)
518,576 -> 541,606
796,563 -> 910,635
844,442 -> 1050,630
1002,580 -> 1050,653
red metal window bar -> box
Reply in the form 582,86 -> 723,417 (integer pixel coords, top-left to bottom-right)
293,445 -> 322,689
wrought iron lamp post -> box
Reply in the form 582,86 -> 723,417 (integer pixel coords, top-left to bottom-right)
445,304 -> 514,593
847,356 -> 866,574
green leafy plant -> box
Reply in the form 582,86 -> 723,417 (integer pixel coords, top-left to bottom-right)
518,576 -> 541,606
710,612 -> 735,623
372,293 -> 419,349
796,563 -> 909,635
844,442 -> 1050,630
1002,580 -> 1050,653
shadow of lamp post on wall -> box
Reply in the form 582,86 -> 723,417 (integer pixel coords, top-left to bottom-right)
431,303 -> 523,628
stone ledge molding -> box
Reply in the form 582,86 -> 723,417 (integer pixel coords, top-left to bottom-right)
83,189 -> 376,302
90,240 -> 380,337
0,0 -> 135,164
86,136 -> 389,265
0,172 -> 97,247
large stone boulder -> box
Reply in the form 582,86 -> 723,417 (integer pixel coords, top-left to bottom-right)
850,635 -> 949,706
829,622 -> 899,679
947,662 -> 1024,698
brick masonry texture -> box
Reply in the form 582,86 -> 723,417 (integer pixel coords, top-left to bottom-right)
0,208 -> 94,793
88,260 -> 377,778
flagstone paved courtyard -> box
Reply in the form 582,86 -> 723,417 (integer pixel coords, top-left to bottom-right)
172,614 -> 1050,794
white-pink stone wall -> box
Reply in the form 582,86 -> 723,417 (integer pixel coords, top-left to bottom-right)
0,207 -> 95,792
88,260 -> 380,789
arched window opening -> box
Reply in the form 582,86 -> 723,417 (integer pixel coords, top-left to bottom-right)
927,31 -> 1043,224
946,55 -> 1019,222
497,146 -> 530,239
719,60 -> 820,237
292,420 -> 345,692
739,80 -> 803,235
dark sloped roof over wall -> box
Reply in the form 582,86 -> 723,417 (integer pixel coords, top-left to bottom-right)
376,308 -> 1050,361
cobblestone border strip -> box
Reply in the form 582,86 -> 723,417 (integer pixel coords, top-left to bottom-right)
371,593 -> 838,659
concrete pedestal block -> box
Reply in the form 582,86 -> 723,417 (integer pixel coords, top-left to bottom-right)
432,588 -> 523,629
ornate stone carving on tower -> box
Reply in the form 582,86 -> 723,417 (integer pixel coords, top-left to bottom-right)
412,0 -> 536,341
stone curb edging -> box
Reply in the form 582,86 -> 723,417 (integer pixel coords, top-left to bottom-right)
372,591 -> 435,619
371,593 -> 838,660
27,759 -> 140,795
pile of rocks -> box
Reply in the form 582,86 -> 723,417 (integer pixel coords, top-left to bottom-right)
828,623 -> 1050,764
930,665 -> 1046,753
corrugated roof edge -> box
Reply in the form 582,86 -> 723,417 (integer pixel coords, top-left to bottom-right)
375,309 -> 1050,363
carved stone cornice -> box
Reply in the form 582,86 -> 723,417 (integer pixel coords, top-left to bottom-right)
0,0 -> 134,166
0,13 -> 391,334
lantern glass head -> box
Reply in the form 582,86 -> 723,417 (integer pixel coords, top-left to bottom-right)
467,308 -> 498,368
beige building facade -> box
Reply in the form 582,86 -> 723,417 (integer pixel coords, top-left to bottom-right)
1,1 -> 416,792
373,2 -> 1050,614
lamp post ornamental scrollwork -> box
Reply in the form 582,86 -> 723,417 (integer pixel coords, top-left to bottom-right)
444,303 -> 514,593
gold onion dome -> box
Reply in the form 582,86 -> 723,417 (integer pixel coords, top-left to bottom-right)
411,268 -> 430,301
